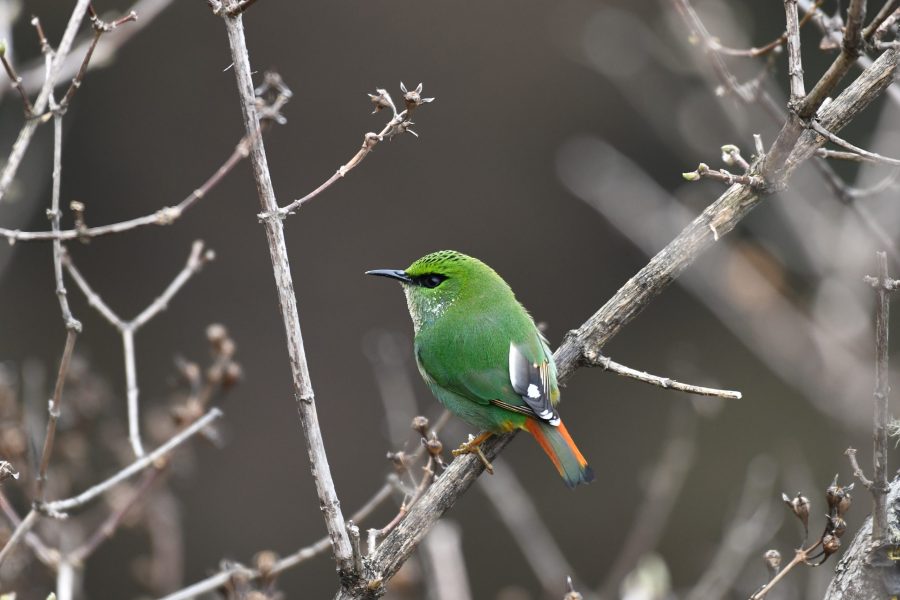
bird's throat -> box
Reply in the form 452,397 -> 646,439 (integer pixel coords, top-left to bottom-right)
404,287 -> 455,333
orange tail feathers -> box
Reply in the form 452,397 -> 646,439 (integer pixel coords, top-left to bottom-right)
524,419 -> 595,488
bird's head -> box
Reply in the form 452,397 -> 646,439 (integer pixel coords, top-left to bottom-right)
367,250 -> 510,331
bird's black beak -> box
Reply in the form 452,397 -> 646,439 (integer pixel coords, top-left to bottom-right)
365,269 -> 413,284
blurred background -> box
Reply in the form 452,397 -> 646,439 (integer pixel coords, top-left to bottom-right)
0,0 -> 898,598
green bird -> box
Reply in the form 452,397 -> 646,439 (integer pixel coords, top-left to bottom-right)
367,250 -> 594,488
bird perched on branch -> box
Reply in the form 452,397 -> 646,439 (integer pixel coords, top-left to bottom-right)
367,250 -> 594,488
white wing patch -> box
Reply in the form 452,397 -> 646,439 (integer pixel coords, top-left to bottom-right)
508,341 -> 560,427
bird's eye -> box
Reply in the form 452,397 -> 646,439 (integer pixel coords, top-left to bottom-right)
418,274 -> 447,289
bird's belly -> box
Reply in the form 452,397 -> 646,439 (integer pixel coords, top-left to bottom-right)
430,385 -> 523,434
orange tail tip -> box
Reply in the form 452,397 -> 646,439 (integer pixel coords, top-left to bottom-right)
525,419 -> 595,489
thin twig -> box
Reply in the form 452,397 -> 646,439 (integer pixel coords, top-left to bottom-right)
682,162 -> 764,188
862,0 -> 900,40
0,45 -> 33,115
11,0 -> 174,103
811,120 -> 900,166
262,86 -> 431,220
750,540 -> 824,600
784,0 -> 806,103
796,0 -> 867,119
64,241 -> 214,457
869,251 -> 890,544
845,447 -> 874,489
41,408 -> 222,515
709,1 -> 823,58
157,481 -> 396,600
57,558 -> 75,600
0,133 -> 254,243
0,490 -> 58,568
0,0 -> 92,202
49,103 -> 80,332
812,158 -> 900,263
0,508 -> 38,568
69,465 -> 165,563
226,0 -> 261,16
585,352 -> 742,399
35,329 -> 78,501
217,3 -> 354,577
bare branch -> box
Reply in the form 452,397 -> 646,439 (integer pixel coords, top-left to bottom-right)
811,120 -> 900,166
41,408 -> 222,515
585,352 -> 742,399
681,162 -> 764,189
709,0 -> 823,58
0,508 -> 37,568
0,491 -> 57,568
216,4 -> 354,576
35,329 -> 78,501
0,133 -> 254,243
65,241 -> 214,457
158,481 -> 397,600
784,0 -> 806,103
796,0 -> 867,120
69,466 -> 165,563
862,0 -> 900,39
226,0 -> 262,16
130,241 -> 215,330
870,251 -> 890,544
845,447 -> 874,489
0,0 -> 92,202
0,43 -> 33,115
262,83 -> 432,221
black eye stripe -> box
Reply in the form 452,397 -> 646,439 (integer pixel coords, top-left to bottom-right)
414,274 -> 447,288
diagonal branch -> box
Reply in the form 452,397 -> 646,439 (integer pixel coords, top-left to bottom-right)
41,408 -> 222,515
811,121 -> 900,166
0,122 -> 255,243
336,41 -> 900,600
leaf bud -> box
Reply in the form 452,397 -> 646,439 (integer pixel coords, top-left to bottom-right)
827,515 -> 847,538
425,434 -> 443,457
411,416 -> 429,436
764,549 -> 781,575
222,362 -> 243,389
254,550 -> 278,578
782,492 -> 810,531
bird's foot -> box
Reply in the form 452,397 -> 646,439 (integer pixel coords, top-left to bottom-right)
451,432 -> 494,474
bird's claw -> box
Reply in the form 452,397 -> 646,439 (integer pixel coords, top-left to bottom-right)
452,434 -> 494,474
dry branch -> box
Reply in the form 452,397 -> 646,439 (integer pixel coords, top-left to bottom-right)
64,241 -> 215,457
0,0 -> 91,202
215,2 -> 354,577
587,353 -> 741,399
333,32 -> 900,600
40,407 -> 221,515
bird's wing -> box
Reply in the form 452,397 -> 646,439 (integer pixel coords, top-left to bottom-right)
415,326 -> 561,426
504,333 -> 561,426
